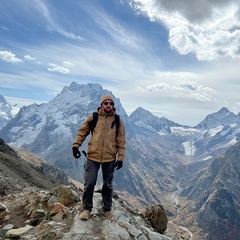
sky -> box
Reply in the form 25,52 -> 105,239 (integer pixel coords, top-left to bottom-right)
0,0 -> 240,126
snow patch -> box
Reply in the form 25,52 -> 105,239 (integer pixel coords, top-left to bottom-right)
207,126 -> 223,137
182,141 -> 196,156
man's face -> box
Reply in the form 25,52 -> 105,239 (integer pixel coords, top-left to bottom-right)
102,100 -> 114,113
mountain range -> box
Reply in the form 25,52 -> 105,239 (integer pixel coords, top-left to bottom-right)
1,81 -> 240,239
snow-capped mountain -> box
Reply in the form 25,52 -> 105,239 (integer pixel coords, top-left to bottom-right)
130,106 -> 240,162
195,107 -> 240,129
0,95 -> 19,130
130,107 -> 181,134
1,82 -> 240,209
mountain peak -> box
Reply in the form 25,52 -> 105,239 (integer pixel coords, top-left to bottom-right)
196,107 -> 239,129
0,94 -> 7,102
218,107 -> 230,114
130,106 -> 180,133
131,107 -> 154,118
66,81 -> 103,93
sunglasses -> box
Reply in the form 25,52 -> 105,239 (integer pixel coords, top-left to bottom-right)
103,101 -> 114,106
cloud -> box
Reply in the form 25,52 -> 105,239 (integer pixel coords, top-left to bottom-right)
24,55 -> 37,61
33,0 -> 83,40
131,0 -> 238,23
5,96 -> 47,107
143,71 -> 216,102
131,0 -> 240,61
0,51 -> 22,63
63,61 -> 74,67
24,55 -> 42,64
0,25 -> 9,31
47,63 -> 70,74
81,3 -> 150,53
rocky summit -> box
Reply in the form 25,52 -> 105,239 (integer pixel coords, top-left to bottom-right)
0,185 -> 174,240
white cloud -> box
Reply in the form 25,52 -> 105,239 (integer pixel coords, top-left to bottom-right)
48,63 -> 70,74
24,55 -> 37,61
63,61 -> 74,67
24,55 -> 41,64
144,71 -> 216,102
0,51 -> 22,63
5,96 -> 46,107
131,0 -> 240,61
33,0 -> 83,40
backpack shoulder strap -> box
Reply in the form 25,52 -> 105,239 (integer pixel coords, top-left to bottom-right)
88,112 -> 98,134
111,114 -> 120,139
115,114 -> 120,141
115,114 -> 120,133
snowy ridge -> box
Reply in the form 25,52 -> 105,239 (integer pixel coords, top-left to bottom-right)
130,106 -> 240,159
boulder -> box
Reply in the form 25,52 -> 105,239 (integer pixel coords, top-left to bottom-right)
144,204 -> 168,233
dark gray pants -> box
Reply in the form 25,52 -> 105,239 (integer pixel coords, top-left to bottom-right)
82,159 -> 116,212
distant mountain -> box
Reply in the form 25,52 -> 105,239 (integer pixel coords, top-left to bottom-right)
130,107 -> 181,134
0,95 -> 14,130
192,108 -> 240,162
196,107 -> 240,129
130,106 -> 240,164
178,142 -> 240,240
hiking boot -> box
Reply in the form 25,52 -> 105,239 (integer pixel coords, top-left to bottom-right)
103,211 -> 113,220
80,210 -> 90,220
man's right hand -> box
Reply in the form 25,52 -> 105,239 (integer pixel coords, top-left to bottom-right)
72,147 -> 81,159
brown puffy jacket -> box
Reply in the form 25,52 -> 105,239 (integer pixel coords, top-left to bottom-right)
73,108 -> 126,163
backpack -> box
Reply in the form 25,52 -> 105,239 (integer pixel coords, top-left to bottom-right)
88,112 -> 120,139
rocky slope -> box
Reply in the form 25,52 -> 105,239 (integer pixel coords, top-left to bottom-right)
0,138 -> 73,196
0,139 -> 190,240
0,138 -> 57,195
176,142 -> 240,240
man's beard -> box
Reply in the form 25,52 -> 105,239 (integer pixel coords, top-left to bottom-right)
104,108 -> 112,114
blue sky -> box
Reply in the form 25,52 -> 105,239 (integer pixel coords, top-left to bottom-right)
1,0 -> 240,126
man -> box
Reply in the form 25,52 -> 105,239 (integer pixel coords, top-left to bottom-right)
72,95 -> 126,220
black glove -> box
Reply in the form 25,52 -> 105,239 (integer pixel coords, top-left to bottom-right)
72,147 -> 81,159
115,161 -> 123,170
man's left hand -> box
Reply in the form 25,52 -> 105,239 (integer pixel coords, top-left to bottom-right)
115,161 -> 123,170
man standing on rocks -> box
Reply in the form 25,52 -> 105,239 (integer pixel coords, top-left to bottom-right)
72,95 -> 126,220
